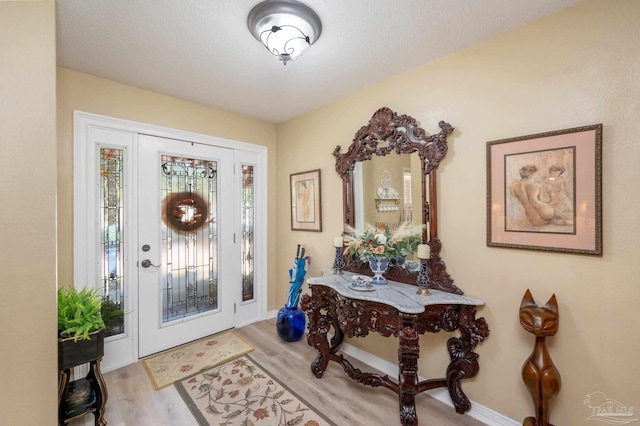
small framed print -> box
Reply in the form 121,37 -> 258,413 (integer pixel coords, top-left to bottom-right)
290,169 -> 322,232
487,124 -> 602,255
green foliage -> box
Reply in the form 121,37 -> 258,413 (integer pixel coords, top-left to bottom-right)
57,286 -> 105,341
344,222 -> 423,260
100,299 -> 126,331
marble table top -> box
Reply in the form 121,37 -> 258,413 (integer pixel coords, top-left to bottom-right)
307,268 -> 484,314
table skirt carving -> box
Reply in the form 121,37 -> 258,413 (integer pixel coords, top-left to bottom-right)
301,284 -> 489,426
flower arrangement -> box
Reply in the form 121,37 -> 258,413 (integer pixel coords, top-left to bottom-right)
343,222 -> 423,261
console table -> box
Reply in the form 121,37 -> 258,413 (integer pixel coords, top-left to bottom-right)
300,269 -> 489,426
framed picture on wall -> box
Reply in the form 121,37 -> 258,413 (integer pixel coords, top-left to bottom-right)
486,124 -> 602,255
290,169 -> 322,232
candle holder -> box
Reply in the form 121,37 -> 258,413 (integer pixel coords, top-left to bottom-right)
333,246 -> 345,275
416,258 -> 431,295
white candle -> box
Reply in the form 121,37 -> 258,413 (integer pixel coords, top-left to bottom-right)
417,244 -> 430,259
334,236 -> 344,247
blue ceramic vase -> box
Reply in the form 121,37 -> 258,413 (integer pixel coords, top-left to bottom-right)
276,306 -> 306,342
368,256 -> 390,285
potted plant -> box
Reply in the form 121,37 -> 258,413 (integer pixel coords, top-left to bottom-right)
58,286 -> 108,423
57,286 -> 106,369
101,298 -> 126,337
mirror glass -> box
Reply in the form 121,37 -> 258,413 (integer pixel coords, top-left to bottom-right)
353,152 -> 425,272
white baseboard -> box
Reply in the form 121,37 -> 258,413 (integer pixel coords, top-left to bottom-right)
265,309 -> 278,319
262,311 -> 515,424
339,342 -> 518,426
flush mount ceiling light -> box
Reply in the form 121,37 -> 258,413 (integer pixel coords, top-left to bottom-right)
247,0 -> 322,65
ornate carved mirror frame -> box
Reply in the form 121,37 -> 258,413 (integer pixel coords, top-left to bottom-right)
334,107 -> 462,294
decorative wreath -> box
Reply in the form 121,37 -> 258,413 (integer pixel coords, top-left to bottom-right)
162,191 -> 209,233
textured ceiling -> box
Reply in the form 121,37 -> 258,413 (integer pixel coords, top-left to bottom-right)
56,0 -> 583,123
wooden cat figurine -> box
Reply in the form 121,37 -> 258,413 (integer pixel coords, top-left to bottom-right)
520,289 -> 561,426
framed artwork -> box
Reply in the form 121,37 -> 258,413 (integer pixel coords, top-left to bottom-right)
487,124 -> 602,255
290,169 -> 322,232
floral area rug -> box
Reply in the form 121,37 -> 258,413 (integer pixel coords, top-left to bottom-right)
175,355 -> 336,426
142,331 -> 254,390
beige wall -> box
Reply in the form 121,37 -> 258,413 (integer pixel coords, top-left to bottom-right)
4,1 -> 638,424
275,1 -> 640,424
56,68 -> 278,309
0,2 -> 58,424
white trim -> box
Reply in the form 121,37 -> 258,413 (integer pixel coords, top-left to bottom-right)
339,342 -> 518,426
73,111 -> 268,370
266,309 -> 278,319
74,111 -> 267,154
234,150 -> 268,328
74,123 -> 139,372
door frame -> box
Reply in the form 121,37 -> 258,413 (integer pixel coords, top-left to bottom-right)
73,111 -> 268,372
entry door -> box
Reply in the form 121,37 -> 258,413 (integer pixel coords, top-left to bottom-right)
138,134 -> 235,357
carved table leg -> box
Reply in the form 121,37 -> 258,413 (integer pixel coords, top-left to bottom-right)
302,288 -> 338,378
329,316 -> 344,352
446,305 -> 489,414
307,327 -> 330,378
398,313 -> 420,426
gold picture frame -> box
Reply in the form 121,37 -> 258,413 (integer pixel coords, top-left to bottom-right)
290,169 -> 322,232
487,124 -> 602,255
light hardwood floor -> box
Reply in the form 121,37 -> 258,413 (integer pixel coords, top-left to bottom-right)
69,319 -> 487,426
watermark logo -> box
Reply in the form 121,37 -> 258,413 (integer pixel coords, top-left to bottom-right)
584,392 -> 637,425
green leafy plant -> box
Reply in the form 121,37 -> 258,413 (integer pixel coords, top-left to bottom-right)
57,286 -> 105,342
100,298 -> 127,334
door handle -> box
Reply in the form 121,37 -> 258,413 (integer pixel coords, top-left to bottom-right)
140,259 -> 160,268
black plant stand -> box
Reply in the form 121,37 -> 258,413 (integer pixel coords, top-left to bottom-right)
58,329 -> 107,426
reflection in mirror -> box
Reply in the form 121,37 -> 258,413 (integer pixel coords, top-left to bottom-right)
334,107 -> 461,293
363,154 -> 405,227
355,155 -> 420,228
354,153 -> 424,266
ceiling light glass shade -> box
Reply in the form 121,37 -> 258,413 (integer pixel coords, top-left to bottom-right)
248,0 -> 322,65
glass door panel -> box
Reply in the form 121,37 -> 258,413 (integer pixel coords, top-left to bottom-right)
241,164 -> 255,302
160,156 -> 219,322
100,148 -> 125,337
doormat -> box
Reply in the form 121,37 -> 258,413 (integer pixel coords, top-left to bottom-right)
142,331 -> 254,390
175,354 -> 336,426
